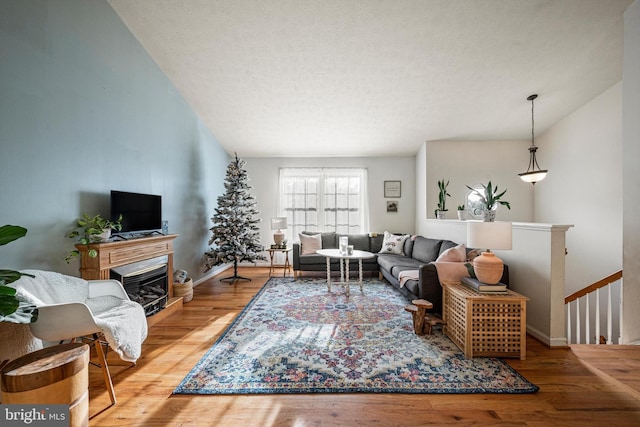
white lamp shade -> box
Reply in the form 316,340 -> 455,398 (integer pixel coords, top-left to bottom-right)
271,217 -> 287,230
466,221 -> 512,251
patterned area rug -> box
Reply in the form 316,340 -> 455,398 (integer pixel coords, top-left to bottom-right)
173,277 -> 538,395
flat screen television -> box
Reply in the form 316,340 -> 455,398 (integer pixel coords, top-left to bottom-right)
110,190 -> 162,233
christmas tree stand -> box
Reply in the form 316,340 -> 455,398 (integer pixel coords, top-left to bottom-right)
219,261 -> 252,283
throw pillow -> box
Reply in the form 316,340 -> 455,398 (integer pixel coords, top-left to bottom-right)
378,231 -> 409,255
466,248 -> 482,262
436,243 -> 467,262
299,233 -> 321,255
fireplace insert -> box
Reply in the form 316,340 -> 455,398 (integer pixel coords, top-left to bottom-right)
110,255 -> 168,316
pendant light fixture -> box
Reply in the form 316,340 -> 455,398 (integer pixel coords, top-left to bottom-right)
518,94 -> 548,185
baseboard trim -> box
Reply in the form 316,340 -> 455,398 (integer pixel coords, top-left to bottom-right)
526,325 -> 569,348
193,264 -> 233,287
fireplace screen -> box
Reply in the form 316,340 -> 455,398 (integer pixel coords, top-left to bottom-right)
110,255 -> 169,316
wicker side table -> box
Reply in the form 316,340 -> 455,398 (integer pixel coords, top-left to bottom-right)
442,281 -> 528,360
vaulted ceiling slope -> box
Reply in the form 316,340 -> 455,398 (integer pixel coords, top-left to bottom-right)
107,0 -> 632,157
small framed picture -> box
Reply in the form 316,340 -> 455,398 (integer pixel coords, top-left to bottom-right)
384,180 -> 401,198
387,201 -> 398,212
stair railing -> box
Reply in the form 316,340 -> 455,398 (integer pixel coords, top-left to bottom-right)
565,270 -> 623,345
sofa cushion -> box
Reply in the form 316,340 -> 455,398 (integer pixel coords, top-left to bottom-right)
438,239 -> 459,255
299,233 -> 322,255
301,231 -> 337,249
370,233 -> 384,253
390,262 -> 422,279
411,236 -> 443,263
379,231 -> 409,255
436,243 -> 467,262
299,254 -> 338,266
466,248 -> 481,261
403,235 -> 415,258
320,232 -> 337,249
377,254 -> 421,276
340,233 -> 370,251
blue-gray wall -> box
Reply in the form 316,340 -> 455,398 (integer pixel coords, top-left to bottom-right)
0,0 -> 230,279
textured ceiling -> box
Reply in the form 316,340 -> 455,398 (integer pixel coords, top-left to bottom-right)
107,0 -> 632,157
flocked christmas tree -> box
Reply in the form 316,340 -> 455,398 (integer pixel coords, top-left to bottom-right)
205,153 -> 266,282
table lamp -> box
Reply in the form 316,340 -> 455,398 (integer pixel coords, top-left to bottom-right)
466,221 -> 512,284
271,217 -> 287,246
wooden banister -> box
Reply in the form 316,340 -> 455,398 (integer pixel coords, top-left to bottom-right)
565,270 -> 623,304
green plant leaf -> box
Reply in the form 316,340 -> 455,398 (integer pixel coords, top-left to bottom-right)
0,271 -> 21,287
0,285 -> 17,296
0,292 -> 19,316
464,262 -> 476,279
436,179 -> 451,211
0,225 -> 27,246
0,270 -> 34,286
0,224 -> 38,324
0,301 -> 38,323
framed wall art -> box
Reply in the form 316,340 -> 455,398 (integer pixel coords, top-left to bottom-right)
387,201 -> 398,212
384,180 -> 401,198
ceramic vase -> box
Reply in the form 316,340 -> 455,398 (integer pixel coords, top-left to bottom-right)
473,251 -> 503,284
98,229 -> 112,241
482,209 -> 496,222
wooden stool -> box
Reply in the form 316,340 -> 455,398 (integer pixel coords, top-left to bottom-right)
404,299 -> 446,335
1,343 -> 90,427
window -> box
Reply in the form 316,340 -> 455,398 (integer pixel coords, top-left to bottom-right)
278,168 -> 369,237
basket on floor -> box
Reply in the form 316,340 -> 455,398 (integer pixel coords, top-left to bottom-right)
174,278 -> 193,303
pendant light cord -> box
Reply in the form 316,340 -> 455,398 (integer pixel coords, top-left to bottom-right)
531,96 -> 535,147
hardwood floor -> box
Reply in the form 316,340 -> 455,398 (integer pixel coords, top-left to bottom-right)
89,267 -> 640,426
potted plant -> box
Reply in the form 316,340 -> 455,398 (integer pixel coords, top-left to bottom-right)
434,179 -> 451,219
457,204 -> 467,221
65,213 -> 122,262
465,181 -> 511,222
0,225 -> 37,323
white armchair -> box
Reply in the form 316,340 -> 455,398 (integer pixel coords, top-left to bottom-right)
28,280 -> 130,405
12,271 -> 148,406
30,280 -> 128,340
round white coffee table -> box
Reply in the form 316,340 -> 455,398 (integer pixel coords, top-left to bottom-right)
316,248 -> 375,296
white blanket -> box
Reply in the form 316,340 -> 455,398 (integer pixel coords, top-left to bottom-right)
13,270 -> 147,363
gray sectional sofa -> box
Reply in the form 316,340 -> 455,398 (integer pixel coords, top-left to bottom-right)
292,232 -> 510,315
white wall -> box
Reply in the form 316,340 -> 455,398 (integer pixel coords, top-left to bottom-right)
416,143 -> 428,233
244,156 -> 416,264
623,0 -> 640,344
418,139 -> 533,235
535,83 -> 623,296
